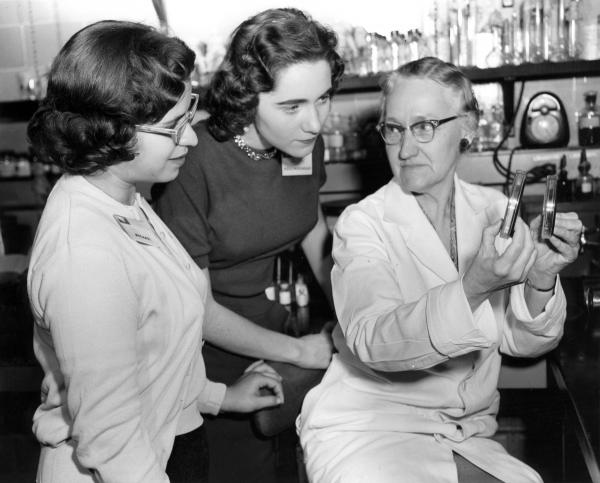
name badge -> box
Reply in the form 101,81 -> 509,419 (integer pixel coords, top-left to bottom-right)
281,153 -> 313,176
114,215 -> 161,248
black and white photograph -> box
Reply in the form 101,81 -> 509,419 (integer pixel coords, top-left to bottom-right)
0,0 -> 599,481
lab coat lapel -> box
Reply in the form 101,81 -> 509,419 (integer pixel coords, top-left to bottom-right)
454,176 -> 491,276
383,180 -> 457,283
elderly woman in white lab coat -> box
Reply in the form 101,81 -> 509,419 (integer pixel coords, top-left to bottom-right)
297,57 -> 582,483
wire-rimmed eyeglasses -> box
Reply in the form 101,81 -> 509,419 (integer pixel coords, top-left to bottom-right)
376,115 -> 464,145
136,93 -> 199,145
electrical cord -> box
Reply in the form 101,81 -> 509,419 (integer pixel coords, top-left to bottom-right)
492,81 -> 526,193
503,146 -> 557,193
491,81 -> 557,193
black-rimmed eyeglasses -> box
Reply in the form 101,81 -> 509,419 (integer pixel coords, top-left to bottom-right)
136,93 -> 199,145
376,115 -> 464,145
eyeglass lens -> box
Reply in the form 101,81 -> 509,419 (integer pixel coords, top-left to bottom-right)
381,121 -> 435,144
380,116 -> 460,145
174,94 -> 199,142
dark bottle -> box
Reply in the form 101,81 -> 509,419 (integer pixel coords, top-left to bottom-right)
576,149 -> 594,200
556,154 -> 572,201
578,90 -> 600,146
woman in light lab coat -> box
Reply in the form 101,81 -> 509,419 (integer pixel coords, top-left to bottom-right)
297,57 -> 583,483
27,20 -> 283,483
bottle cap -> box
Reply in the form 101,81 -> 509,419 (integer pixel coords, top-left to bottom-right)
584,91 -> 597,103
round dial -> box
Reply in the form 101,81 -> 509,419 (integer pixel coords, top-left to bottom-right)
529,115 -> 560,143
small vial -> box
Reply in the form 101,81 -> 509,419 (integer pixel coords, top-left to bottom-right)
278,283 -> 292,306
576,149 -> 593,200
295,275 -> 310,307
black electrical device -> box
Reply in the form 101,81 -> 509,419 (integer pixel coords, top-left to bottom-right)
520,92 -> 569,148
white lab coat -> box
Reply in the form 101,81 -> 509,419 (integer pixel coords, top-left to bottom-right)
298,177 -> 566,483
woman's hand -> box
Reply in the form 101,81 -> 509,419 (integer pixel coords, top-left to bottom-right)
462,218 -> 537,310
221,362 -> 284,413
526,212 -> 582,289
295,322 -> 335,369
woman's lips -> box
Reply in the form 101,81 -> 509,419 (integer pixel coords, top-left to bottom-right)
169,150 -> 188,162
297,137 -> 317,145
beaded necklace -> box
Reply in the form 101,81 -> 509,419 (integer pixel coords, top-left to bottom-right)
417,185 -> 459,271
233,135 -> 278,161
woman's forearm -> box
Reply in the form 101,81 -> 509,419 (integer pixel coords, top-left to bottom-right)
203,296 -> 303,363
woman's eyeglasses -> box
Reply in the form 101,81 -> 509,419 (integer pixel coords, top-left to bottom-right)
376,115 -> 463,145
136,93 -> 199,144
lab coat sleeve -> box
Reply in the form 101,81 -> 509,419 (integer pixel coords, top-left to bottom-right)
33,245 -> 167,483
332,209 -> 496,372
500,277 -> 566,357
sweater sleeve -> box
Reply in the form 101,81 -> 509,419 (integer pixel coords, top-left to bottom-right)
32,245 -> 167,483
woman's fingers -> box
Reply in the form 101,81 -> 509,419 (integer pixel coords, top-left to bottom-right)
551,213 -> 584,246
244,359 -> 265,373
256,374 -> 284,403
496,218 -> 534,279
244,361 -> 282,380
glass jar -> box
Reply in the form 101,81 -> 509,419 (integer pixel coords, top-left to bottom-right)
0,152 -> 17,178
578,90 -> 600,147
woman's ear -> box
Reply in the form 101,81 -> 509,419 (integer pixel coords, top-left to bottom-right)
459,138 -> 471,152
459,112 -> 477,151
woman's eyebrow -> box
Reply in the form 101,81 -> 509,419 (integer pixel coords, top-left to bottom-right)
276,98 -> 306,106
275,87 -> 333,106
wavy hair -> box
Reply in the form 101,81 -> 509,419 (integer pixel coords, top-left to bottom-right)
205,8 -> 345,141
27,20 -> 195,175
380,57 -> 480,131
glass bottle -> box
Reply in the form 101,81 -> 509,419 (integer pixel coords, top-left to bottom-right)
556,154 -> 572,202
489,104 -> 504,146
294,275 -> 310,308
365,33 -> 378,73
566,0 -> 580,59
550,0 -> 568,61
407,30 -> 419,61
390,31 -> 400,70
578,90 -> 600,147
476,109 -> 489,151
278,282 -> 292,307
531,0 -> 544,62
576,149 -> 593,200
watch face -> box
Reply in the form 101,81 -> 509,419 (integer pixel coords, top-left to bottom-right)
530,115 -> 560,143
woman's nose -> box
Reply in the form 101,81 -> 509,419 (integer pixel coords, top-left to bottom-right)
303,106 -> 322,134
399,130 -> 418,159
180,123 -> 198,147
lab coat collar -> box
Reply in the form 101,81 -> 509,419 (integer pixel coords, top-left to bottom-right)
382,175 -> 488,282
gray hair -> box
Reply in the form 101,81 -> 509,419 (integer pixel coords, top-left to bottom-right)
379,56 -> 480,131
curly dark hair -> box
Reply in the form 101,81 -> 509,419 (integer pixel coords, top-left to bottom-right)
27,20 -> 195,175
205,8 -> 345,141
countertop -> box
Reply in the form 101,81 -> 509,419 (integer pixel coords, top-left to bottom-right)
552,276 -> 600,481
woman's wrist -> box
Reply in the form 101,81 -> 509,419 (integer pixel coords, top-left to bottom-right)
284,336 -> 304,366
525,277 -> 556,292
